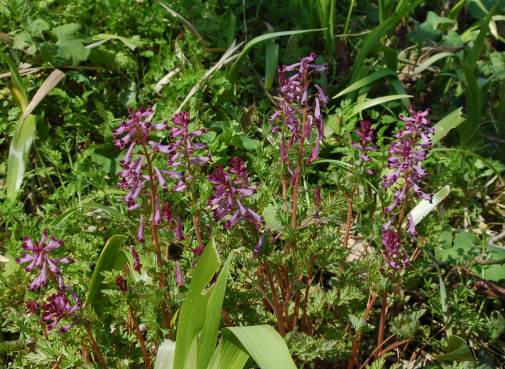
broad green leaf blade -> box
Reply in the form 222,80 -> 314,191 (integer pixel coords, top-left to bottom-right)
333,69 -> 396,99
6,115 -> 35,198
435,335 -> 473,362
408,185 -> 450,226
198,252 -> 233,369
264,40 -> 279,89
431,108 -> 465,145
86,235 -> 127,311
205,336 -> 249,369
225,325 -> 297,369
229,28 -> 325,82
350,0 -> 423,83
154,340 -> 176,369
22,69 -> 65,119
413,51 -> 454,74
350,94 -> 412,116
173,244 -> 221,369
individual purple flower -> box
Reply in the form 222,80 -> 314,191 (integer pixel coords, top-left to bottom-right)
208,158 -> 262,230
352,120 -> 377,161
116,276 -> 129,293
137,214 -> 145,243
253,233 -> 267,256
41,288 -> 81,333
26,300 -> 39,314
381,227 -> 408,269
131,246 -> 142,273
383,108 -> 434,214
270,52 -> 328,166
16,232 -> 73,291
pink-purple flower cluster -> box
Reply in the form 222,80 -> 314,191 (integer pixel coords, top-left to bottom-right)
208,157 -> 262,230
16,232 -> 81,333
383,108 -> 433,214
381,108 -> 434,269
270,52 -> 328,172
352,120 -> 377,162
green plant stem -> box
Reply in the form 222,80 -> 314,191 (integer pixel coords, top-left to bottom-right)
84,322 -> 109,369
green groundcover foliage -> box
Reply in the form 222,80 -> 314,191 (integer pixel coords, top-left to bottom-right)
1,1 -> 504,368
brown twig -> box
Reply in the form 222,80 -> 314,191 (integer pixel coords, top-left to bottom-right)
377,290 -> 388,351
347,293 -> 378,369
129,309 -> 152,369
84,322 -> 109,369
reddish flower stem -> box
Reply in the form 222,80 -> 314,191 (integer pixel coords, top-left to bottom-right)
84,322 -> 109,369
129,308 -> 152,369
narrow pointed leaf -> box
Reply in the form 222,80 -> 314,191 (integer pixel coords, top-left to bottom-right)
22,69 -> 65,119
205,336 -> 249,369
431,108 -> 465,145
350,94 -> 411,116
154,340 -> 176,369
333,69 -> 396,99
408,186 -> 450,226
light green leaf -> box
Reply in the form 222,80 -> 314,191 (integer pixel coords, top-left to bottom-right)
431,108 -> 465,145
333,69 -> 396,99
435,335 -> 473,362
206,336 -> 249,369
86,235 -> 128,311
154,340 -> 176,369
350,94 -> 412,116
262,204 -> 283,232
264,40 -> 279,89
52,23 -> 81,41
225,325 -> 297,369
413,51 -> 454,75
408,185 -> 450,226
229,28 -> 325,81
88,33 -> 143,50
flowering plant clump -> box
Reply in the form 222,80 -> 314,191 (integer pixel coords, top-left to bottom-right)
16,232 -> 81,333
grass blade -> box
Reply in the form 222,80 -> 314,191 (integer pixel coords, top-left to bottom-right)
333,69 -> 396,99
158,1 -> 205,46
350,0 -> 423,83
22,69 -> 65,119
350,94 -> 411,116
413,51 -> 454,75
86,235 -> 127,311
225,325 -> 297,369
431,108 -> 465,145
229,28 -> 325,82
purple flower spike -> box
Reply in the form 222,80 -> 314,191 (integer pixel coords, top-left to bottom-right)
164,112 -> 211,192
383,108 -> 434,213
16,232 -> 73,291
381,227 -> 408,270
42,288 -> 81,333
208,158 -> 262,229
270,53 -> 327,166
352,120 -> 377,162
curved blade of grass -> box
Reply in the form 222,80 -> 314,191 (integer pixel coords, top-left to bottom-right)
154,340 -> 176,369
350,0 -> 423,83
225,325 -> 297,369
158,1 -> 205,45
389,79 -> 409,107
333,69 -> 396,99
431,108 -> 465,145
205,335 -> 249,369
350,94 -> 411,116
229,28 -> 325,82
86,235 -> 127,311
0,49 -> 28,108
413,51 -> 454,74
22,69 -> 65,119
408,185 -> 450,226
